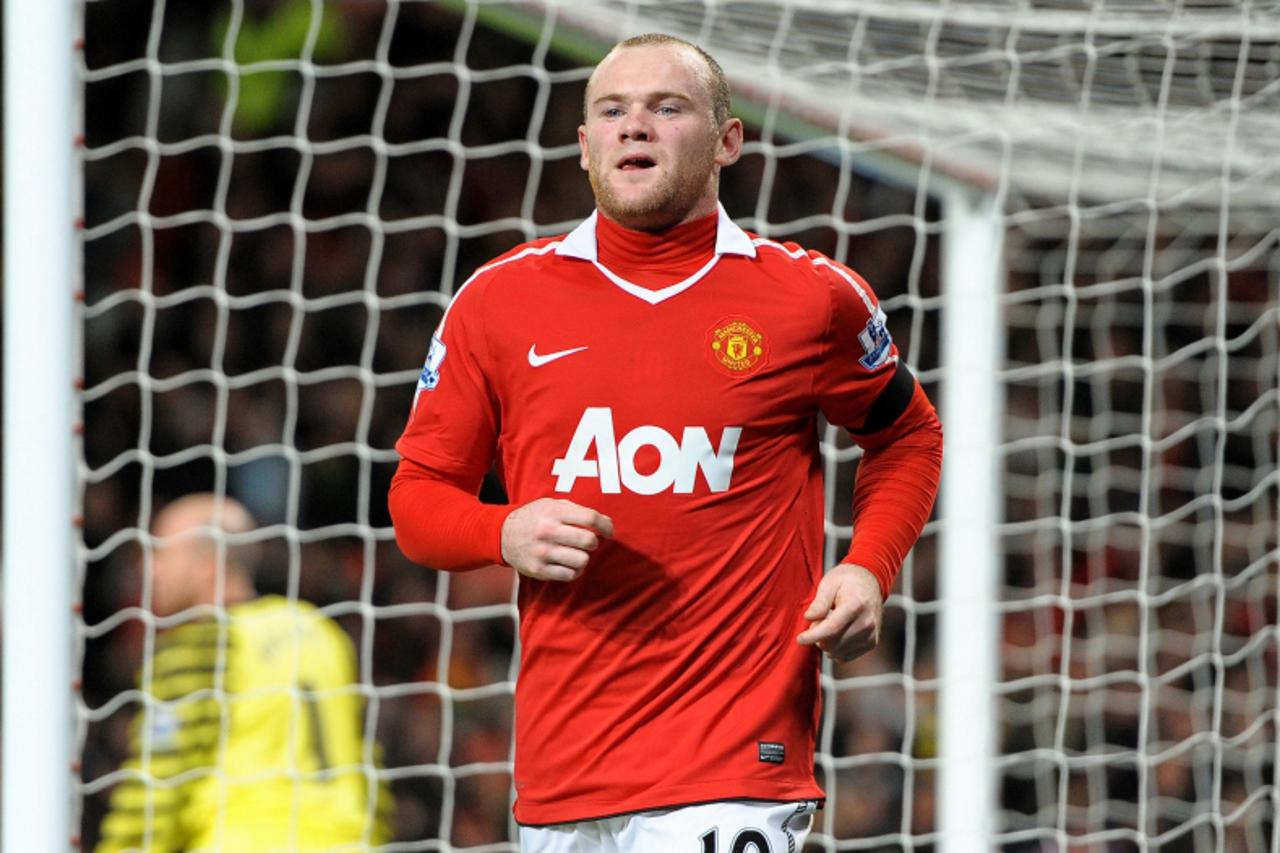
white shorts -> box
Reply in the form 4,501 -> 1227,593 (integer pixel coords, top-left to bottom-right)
519,799 -> 819,853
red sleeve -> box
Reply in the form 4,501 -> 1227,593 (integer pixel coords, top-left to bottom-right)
841,382 -> 943,599
388,456 -> 512,571
391,273 -> 510,570
804,252 -> 942,599
810,255 -> 900,430
394,276 -> 500,482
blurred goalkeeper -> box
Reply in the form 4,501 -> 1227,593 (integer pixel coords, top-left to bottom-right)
96,493 -> 391,852
390,33 -> 942,851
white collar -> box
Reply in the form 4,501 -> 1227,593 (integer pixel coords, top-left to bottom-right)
555,203 -> 757,261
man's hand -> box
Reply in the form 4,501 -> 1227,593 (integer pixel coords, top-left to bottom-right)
501,498 -> 614,582
797,563 -> 884,662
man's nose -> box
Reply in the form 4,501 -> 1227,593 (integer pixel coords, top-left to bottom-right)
619,109 -> 652,141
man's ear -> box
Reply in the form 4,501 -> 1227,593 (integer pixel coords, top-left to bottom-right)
578,125 -> 590,171
716,117 -> 744,168
198,549 -> 223,604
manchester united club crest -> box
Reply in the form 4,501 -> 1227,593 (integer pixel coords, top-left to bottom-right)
707,316 -> 767,376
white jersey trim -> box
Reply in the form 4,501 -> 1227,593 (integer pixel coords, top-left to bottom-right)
436,240 -> 564,336
590,254 -> 723,306
554,203 -> 756,305
752,238 -> 879,316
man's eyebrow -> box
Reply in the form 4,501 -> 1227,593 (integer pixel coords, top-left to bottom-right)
591,91 -> 696,107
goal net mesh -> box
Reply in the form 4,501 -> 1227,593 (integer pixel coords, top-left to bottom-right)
75,0 -> 1280,849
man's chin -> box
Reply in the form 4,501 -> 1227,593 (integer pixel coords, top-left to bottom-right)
598,185 -> 683,226
604,206 -> 681,232
606,183 -> 662,210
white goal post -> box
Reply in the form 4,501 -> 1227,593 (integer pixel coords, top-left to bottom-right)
3,1 -> 77,851
5,0 -> 1274,851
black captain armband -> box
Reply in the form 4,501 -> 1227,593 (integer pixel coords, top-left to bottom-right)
850,360 -> 917,435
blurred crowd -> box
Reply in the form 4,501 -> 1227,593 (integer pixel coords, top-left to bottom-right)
75,1 -> 1276,851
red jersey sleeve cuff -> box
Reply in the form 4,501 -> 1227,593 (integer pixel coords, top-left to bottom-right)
389,458 -> 513,570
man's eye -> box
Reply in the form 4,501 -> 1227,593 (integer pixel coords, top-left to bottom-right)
656,105 -> 679,116
603,107 -> 624,118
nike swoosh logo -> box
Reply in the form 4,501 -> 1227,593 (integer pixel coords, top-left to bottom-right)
528,344 -> 588,367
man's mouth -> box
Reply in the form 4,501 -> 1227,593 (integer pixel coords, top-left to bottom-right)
617,155 -> 656,171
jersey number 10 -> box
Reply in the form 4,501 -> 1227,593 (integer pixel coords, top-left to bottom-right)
699,827 -> 772,853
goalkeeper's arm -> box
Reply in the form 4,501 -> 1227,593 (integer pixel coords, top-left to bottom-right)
94,717 -> 194,853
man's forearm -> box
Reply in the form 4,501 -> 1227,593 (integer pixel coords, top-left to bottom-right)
843,384 -> 943,599
388,457 -> 511,570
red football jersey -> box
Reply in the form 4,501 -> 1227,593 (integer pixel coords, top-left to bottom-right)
396,205 -> 900,825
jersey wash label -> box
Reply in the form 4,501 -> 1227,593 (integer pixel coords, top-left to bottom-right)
552,407 -> 742,495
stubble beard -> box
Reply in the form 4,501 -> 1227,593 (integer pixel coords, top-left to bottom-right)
589,143 -> 718,233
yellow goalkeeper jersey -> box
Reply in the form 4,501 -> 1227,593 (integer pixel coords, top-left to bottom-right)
96,595 -> 392,852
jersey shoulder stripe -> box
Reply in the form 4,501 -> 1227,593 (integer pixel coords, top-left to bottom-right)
438,235 -> 566,336
460,236 -> 566,289
751,237 -> 878,315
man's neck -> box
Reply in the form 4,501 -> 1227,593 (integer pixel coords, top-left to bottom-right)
594,209 -> 719,288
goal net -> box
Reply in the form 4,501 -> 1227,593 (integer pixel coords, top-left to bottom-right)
74,0 -> 1279,850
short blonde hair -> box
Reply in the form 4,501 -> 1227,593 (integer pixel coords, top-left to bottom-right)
589,33 -> 732,126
